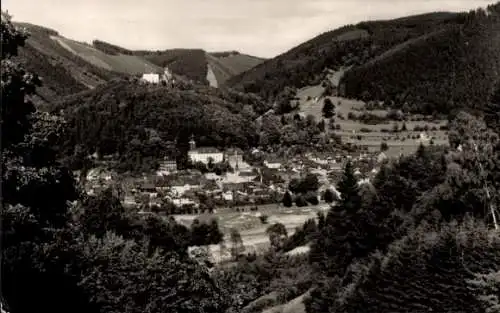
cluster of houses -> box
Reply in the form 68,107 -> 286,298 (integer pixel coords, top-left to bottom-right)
81,136 -> 391,212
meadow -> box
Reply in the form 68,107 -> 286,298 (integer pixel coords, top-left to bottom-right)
296,76 -> 449,158
52,36 -> 161,74
173,203 -> 329,262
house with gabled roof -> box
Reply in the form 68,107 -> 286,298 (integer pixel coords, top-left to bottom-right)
264,158 -> 282,169
188,137 -> 224,164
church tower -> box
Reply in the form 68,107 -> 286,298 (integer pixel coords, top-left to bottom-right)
189,134 -> 196,150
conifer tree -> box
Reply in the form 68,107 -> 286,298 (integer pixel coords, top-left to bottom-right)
337,160 -> 361,212
322,98 -> 335,118
283,191 -> 293,207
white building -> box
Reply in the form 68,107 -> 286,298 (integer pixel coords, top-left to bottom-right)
187,137 -> 224,164
222,191 -> 234,201
141,67 -> 173,84
141,73 -> 160,84
170,184 -> 198,197
172,198 -> 196,206
264,159 -> 282,169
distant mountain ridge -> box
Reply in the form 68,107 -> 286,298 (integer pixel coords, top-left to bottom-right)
13,21 -> 266,104
227,6 -> 500,116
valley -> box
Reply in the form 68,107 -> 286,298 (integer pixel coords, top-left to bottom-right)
2,4 -> 500,313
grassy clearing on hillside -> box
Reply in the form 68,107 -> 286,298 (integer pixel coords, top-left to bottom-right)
296,82 -> 449,156
16,23 -> 119,101
207,53 -> 265,85
206,64 -> 218,88
218,53 -> 264,74
53,37 -> 161,74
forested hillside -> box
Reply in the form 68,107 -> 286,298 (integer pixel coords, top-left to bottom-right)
228,7 -> 500,117
13,22 -> 264,104
53,79 -> 266,172
135,48 -> 209,83
340,5 -> 500,115
136,49 -> 265,85
226,12 -> 467,101
13,22 -> 122,104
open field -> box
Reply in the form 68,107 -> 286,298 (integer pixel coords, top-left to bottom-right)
296,76 -> 449,157
262,291 -> 309,313
52,36 -> 161,74
173,203 -> 329,260
206,52 -> 265,85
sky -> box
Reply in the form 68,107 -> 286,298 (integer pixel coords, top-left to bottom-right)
3,0 -> 494,58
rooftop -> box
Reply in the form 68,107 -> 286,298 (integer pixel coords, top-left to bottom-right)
226,147 -> 244,154
189,147 -> 221,154
239,171 -> 258,177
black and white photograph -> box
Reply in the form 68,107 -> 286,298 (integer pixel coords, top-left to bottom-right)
1,0 -> 499,312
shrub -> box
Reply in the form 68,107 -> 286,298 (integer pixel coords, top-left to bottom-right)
259,215 -> 269,224
380,142 -> 389,152
295,195 -> 308,207
283,191 -> 293,207
305,192 -> 319,205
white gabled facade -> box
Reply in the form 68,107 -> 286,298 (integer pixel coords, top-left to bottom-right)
141,73 -> 160,84
187,137 -> 224,164
188,150 -> 224,164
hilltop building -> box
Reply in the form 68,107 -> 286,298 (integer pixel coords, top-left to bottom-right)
141,67 -> 173,84
141,73 -> 160,84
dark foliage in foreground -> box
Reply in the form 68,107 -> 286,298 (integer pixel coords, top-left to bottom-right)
305,109 -> 500,313
2,15 -> 229,313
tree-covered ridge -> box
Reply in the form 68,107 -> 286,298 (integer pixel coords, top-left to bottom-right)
226,11 -> 468,101
135,49 -> 265,86
340,5 -> 500,115
53,79 -> 261,172
92,40 -> 134,56
135,48 -> 209,83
